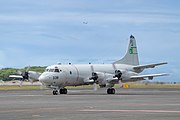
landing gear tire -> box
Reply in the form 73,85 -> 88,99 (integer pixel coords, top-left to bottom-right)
53,90 -> 58,95
59,88 -> 67,94
107,88 -> 115,94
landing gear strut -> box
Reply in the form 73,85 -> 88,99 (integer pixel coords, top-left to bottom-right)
107,88 -> 115,94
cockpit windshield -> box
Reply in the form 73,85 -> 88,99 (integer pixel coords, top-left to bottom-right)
49,69 -> 54,72
45,67 -> 60,73
54,68 -> 59,72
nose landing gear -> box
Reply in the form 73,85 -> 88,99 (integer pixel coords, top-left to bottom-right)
53,89 -> 58,95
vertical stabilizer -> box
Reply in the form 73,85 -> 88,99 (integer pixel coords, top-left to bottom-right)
113,35 -> 139,66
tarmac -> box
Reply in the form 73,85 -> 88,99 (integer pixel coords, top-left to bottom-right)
0,88 -> 180,120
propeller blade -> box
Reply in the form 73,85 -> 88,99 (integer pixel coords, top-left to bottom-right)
90,65 -> 99,91
26,66 -> 31,72
19,80 -> 23,87
90,65 -> 94,72
93,83 -> 98,91
112,63 -> 117,70
29,79 -> 33,85
17,70 -> 22,75
22,71 -> 29,80
40,82 -> 46,90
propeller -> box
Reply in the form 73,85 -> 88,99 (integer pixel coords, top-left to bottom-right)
89,65 -> 98,91
112,64 -> 122,80
16,66 -> 31,86
114,70 -> 122,80
89,72 -> 98,81
40,82 -> 46,90
22,71 -> 29,80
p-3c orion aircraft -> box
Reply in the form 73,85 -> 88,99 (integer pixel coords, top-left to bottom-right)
39,35 -> 168,95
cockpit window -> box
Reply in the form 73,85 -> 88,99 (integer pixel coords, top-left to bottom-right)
54,68 -> 59,72
45,67 -> 60,73
54,66 -> 60,72
49,69 -> 54,72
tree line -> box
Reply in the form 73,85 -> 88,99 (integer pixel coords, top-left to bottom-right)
0,66 -> 46,81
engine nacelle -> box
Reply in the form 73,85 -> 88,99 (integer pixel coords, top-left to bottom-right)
28,71 -> 41,82
121,71 -> 138,82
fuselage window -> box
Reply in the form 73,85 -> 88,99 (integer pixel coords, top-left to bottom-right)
70,71 -> 72,74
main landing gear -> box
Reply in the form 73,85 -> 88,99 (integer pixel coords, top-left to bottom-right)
107,88 -> 115,94
52,88 -> 67,95
59,88 -> 67,94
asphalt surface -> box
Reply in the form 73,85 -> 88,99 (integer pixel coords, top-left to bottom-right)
0,88 -> 180,120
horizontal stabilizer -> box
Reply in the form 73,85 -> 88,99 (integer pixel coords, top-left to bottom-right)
133,62 -> 168,72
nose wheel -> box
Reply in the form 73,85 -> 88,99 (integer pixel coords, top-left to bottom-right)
107,88 -> 115,94
53,89 -> 58,95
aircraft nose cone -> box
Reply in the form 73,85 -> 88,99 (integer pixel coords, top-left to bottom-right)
39,73 -> 49,83
39,73 -> 55,87
39,75 -> 45,82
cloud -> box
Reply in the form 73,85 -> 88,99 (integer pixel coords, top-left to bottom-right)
0,10 -> 180,25
0,0 -> 179,82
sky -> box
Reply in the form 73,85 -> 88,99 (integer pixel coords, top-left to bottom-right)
0,0 -> 180,82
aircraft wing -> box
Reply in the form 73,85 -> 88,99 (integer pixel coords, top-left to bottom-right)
83,78 -> 119,84
130,73 -> 169,80
83,78 -> 94,83
133,62 -> 168,71
83,72 -> 119,84
106,78 -> 119,84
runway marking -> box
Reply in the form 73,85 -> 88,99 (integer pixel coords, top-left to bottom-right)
0,95 -> 47,97
1,108 -> 180,114
0,107 -> 66,113
80,109 -> 180,113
